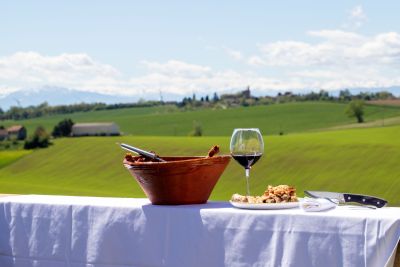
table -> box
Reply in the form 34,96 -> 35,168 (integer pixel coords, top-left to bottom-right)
0,195 -> 399,267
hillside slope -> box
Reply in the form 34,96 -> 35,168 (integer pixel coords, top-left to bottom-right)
2,102 -> 400,136
0,125 -> 399,206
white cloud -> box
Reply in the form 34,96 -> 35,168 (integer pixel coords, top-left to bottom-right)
307,30 -> 366,44
350,5 -> 366,20
248,30 -> 400,67
244,30 -> 400,90
223,47 -> 243,61
0,53 -> 284,96
1,29 -> 400,99
141,60 -> 211,78
247,56 -> 265,66
344,5 -> 367,29
131,62 -> 285,95
254,41 -> 328,66
0,52 -> 121,95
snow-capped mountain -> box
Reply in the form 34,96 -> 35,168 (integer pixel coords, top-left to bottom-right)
0,86 -> 142,110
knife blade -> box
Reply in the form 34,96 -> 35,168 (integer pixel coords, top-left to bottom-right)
304,191 -> 387,208
118,143 -> 166,162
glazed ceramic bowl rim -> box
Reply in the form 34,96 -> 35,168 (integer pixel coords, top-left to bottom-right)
123,155 -> 231,167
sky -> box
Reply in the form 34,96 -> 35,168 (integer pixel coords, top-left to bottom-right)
1,1 -> 400,98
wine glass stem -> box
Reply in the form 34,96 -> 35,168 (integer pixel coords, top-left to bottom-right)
245,168 -> 250,196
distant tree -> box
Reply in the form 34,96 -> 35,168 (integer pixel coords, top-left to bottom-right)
0,107 -> 3,115
346,100 -> 365,123
318,90 -> 329,100
24,126 -> 51,149
212,92 -> 219,102
357,92 -> 372,101
137,98 -> 146,104
200,97 -> 204,102
339,89 -> 352,102
376,91 -> 394,100
38,102 -> 49,109
52,118 -> 74,138
189,121 -> 203,136
205,95 -> 209,102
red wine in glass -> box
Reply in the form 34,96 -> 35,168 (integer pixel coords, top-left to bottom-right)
232,154 -> 262,169
230,128 -> 264,196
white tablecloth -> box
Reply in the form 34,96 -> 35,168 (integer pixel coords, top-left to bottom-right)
0,195 -> 399,267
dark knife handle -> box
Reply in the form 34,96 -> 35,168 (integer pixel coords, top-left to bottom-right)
343,193 -> 387,208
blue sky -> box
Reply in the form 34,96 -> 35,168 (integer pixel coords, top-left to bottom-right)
1,1 -> 400,97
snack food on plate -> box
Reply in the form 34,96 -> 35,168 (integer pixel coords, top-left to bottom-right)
231,185 -> 298,204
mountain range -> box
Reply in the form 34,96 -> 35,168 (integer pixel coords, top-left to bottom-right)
0,87 -> 162,111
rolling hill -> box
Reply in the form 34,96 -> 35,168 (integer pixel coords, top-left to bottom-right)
2,101 -> 400,136
0,125 -> 399,206
0,150 -> 31,169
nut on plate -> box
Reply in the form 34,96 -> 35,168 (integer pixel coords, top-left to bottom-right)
231,185 -> 298,204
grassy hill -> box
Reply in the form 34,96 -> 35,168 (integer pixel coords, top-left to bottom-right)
3,102 -> 400,136
1,125 -> 399,206
0,150 -> 31,169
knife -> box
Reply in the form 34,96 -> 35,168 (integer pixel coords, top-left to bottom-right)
304,191 -> 387,208
118,143 -> 166,162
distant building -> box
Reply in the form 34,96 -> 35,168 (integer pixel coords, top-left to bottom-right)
0,129 -> 8,141
243,86 -> 251,99
220,87 -> 252,104
7,125 -> 27,140
71,122 -> 120,137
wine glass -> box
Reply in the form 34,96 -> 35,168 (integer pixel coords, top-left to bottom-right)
230,128 -> 264,196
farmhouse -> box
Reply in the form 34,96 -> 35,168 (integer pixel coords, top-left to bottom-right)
0,129 -> 8,141
7,125 -> 27,140
71,122 -> 120,136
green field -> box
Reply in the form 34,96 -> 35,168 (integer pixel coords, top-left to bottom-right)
1,102 -> 399,206
1,125 -> 399,206
0,150 -> 31,169
3,102 -> 400,136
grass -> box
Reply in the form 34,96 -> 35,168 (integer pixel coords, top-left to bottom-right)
327,116 -> 400,130
1,105 -> 178,135
0,150 -> 32,169
368,99 -> 400,106
2,102 -> 400,136
0,125 -> 399,206
0,140 -> 25,151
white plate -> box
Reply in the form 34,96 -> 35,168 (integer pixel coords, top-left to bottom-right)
230,200 -> 300,210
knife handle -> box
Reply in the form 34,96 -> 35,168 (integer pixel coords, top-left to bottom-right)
343,193 -> 387,208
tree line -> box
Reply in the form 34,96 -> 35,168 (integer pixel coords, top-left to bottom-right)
0,89 -> 396,121
0,118 -> 74,150
0,101 -> 163,121
24,118 -> 74,149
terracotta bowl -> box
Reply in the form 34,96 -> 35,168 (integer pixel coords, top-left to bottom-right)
124,156 -> 231,205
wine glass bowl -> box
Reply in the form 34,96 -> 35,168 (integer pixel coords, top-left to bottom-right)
230,128 -> 264,196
